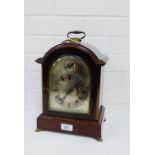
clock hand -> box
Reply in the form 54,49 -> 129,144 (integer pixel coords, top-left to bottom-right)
61,85 -> 77,102
62,87 -> 74,100
55,85 -> 78,104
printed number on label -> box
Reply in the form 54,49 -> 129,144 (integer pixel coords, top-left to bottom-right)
61,123 -> 73,131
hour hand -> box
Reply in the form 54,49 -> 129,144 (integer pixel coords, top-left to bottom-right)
55,87 -> 76,104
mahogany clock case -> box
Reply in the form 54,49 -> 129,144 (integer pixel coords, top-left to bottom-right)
35,32 -> 108,140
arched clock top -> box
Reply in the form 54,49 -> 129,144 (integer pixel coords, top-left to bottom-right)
35,43 -> 108,66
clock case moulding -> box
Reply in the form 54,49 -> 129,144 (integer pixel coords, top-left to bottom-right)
35,31 -> 108,141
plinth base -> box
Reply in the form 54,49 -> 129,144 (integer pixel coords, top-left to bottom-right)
36,106 -> 105,140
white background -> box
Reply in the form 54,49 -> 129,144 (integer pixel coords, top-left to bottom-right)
24,0 -> 130,155
1,1 -> 155,155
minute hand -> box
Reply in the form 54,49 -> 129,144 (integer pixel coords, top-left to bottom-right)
61,86 -> 76,102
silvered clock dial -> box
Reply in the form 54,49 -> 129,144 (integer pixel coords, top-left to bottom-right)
48,55 -> 91,114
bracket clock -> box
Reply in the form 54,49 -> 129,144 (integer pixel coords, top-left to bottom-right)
35,31 -> 108,141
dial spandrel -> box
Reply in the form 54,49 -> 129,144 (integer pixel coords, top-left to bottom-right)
48,55 -> 91,114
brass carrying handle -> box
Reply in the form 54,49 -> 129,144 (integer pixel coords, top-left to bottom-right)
67,31 -> 86,41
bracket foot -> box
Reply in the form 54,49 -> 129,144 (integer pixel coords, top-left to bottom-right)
35,128 -> 43,132
96,137 -> 103,142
